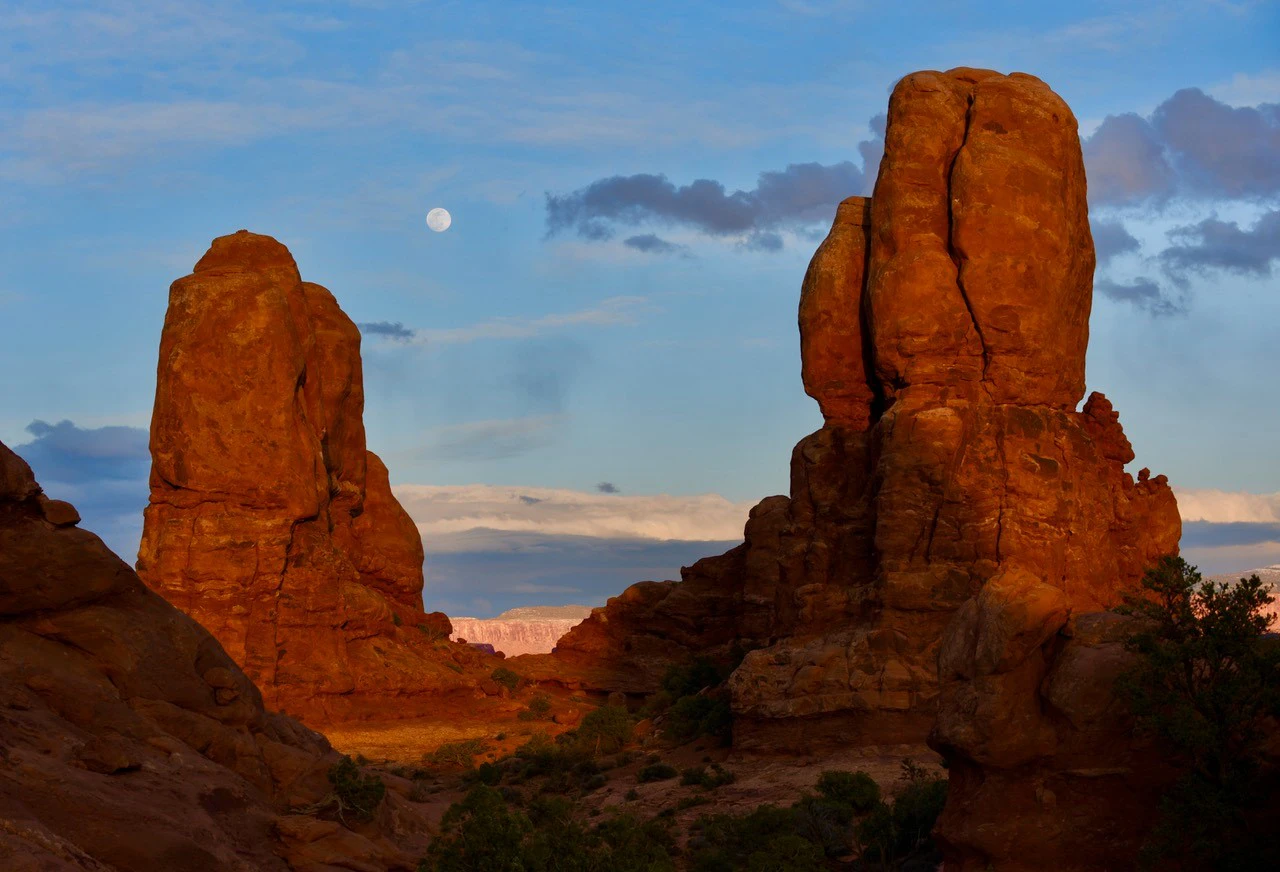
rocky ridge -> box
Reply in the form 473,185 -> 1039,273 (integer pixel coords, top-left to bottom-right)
0,439 -> 429,870
137,231 -> 495,725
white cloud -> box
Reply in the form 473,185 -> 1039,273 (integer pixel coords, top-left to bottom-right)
1174,488 -> 1280,523
1208,69 -> 1280,107
392,483 -> 755,552
411,296 -> 648,345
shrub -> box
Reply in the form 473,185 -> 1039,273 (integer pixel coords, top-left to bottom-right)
855,760 -> 947,868
745,834 -> 825,872
637,762 -> 679,783
816,769 -> 880,813
428,739 -> 487,769
574,705 -> 633,755
518,693 -> 553,721
490,667 -> 522,691
416,624 -> 449,643
392,611 -> 402,627
327,756 -> 385,823
689,804 -> 821,872
1117,556 -> 1280,870
421,785 -> 675,872
681,764 -> 735,789
664,694 -> 732,744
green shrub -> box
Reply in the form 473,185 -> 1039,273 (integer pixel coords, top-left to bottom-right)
1117,556 -> 1280,870
681,764 -> 736,789
327,756 -> 386,823
392,611 -> 402,627
574,705 -> 633,755
855,760 -> 947,867
420,785 -> 675,872
689,804 -> 814,872
816,769 -> 880,813
518,692 -> 554,721
664,694 -> 732,744
637,763 -> 679,783
792,793 -> 854,856
428,738 -> 487,769
490,667 -> 522,691
745,834 -> 825,872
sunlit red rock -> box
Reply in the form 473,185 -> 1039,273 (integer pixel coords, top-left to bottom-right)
0,439 -> 428,870
534,70 -> 1183,864
138,230 -> 491,725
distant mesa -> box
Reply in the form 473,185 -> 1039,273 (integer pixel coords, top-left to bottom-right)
449,605 -> 593,657
136,229 -> 495,726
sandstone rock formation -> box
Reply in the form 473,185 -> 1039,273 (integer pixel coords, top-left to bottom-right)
451,606 -> 591,657
0,439 -> 429,870
137,231 -> 490,725
543,68 -> 1180,766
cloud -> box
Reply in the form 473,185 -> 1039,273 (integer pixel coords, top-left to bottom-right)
357,320 -> 414,340
13,419 -> 151,561
1083,88 -> 1280,205
1175,488 -> 1280,524
1095,277 -> 1184,316
596,481 -> 619,494
1159,209 -> 1280,281
422,533 -> 739,617
1091,219 -> 1140,265
544,119 -> 884,251
428,415 -> 561,462
623,234 -> 685,255
402,296 -> 647,345
392,483 -> 755,550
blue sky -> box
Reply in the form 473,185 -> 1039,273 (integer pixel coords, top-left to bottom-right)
1,1 -> 1278,615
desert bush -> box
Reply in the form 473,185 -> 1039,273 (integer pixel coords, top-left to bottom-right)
490,666 -> 522,691
688,804 -> 823,872
420,785 -> 674,872
680,764 -> 735,789
428,739 -> 487,769
637,762 -> 679,783
574,704 -> 633,755
1117,556 -> 1280,870
518,692 -> 554,721
816,769 -> 880,813
855,760 -> 947,868
663,694 -> 732,744
327,756 -> 385,823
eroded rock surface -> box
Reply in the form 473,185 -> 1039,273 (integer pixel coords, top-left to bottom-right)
138,231 -> 489,725
0,440 -> 428,870
537,73 -> 1181,865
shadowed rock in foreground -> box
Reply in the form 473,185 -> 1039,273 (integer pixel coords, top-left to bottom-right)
532,68 -> 1183,868
137,230 -> 494,726
0,440 -> 428,870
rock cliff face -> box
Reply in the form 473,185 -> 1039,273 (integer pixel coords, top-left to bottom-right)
546,68 -> 1181,766
137,231 -> 488,725
0,439 -> 429,870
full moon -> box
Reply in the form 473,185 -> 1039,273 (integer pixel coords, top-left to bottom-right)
426,207 -> 452,232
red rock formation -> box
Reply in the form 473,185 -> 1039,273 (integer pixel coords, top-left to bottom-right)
541,68 -> 1180,786
138,231 -> 487,725
0,439 -> 429,870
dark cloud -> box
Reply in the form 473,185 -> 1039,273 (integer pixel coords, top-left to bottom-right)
1095,277 -> 1185,316
1091,219 -> 1140,265
14,419 -> 151,562
624,233 -> 684,255
518,495 -> 544,505
545,118 -> 884,251
422,532 -> 739,617
1084,89 -> 1280,205
1182,521 -> 1280,549
1160,209 -> 1280,280
596,481 -> 619,494
358,321 -> 414,340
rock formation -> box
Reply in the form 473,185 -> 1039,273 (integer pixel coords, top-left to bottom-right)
137,231 -> 490,725
542,68 -> 1180,772
0,439 -> 428,870
451,606 -> 592,657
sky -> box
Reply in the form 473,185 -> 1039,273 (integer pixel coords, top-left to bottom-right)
1,1 -> 1278,616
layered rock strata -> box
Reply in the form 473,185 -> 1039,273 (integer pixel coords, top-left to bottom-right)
137,231 -> 488,725
0,440 -> 428,870
542,69 -> 1181,762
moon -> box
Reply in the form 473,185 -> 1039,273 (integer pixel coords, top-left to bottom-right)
426,207 -> 452,233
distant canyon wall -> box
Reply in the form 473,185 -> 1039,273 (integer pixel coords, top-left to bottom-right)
451,606 -> 591,657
